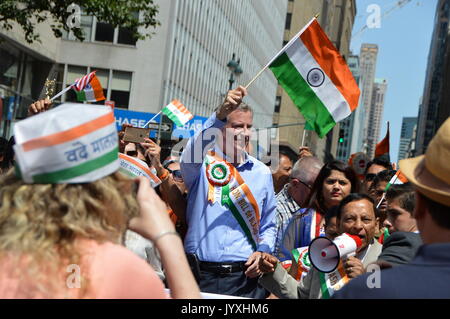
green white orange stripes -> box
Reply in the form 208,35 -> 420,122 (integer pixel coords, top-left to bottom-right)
267,18 -> 360,138
291,246 -> 311,281
22,112 -> 114,152
319,261 -> 349,299
13,104 -> 119,184
74,74 -> 105,102
385,170 -> 408,191
119,153 -> 161,188
205,152 -> 260,250
162,99 -> 193,127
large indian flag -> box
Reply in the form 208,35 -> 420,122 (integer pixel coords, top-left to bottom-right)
268,18 -> 360,138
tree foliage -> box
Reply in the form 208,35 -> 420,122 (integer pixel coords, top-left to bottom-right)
0,0 -> 160,43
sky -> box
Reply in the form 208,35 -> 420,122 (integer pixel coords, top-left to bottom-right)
350,0 -> 437,163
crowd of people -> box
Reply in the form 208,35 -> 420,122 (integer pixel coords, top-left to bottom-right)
0,86 -> 449,299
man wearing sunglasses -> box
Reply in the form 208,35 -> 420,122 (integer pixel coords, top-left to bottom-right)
363,155 -> 393,194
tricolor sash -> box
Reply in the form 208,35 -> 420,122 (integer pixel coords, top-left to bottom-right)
291,246 -> 311,281
298,209 -> 325,248
319,260 -> 349,299
205,151 -> 260,250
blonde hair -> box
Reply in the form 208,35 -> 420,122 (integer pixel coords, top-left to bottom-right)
0,169 -> 138,298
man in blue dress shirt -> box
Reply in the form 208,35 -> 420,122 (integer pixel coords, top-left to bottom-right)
181,86 -> 277,298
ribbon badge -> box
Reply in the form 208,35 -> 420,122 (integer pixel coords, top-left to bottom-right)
206,161 -> 232,187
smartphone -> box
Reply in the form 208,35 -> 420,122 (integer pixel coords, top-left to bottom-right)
123,127 -> 151,143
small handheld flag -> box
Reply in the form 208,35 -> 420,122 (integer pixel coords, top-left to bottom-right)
162,99 -> 193,127
376,170 -> 408,208
73,71 -> 105,103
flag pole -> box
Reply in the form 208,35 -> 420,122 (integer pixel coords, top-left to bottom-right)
244,66 -> 270,90
143,111 -> 162,128
301,128 -> 307,147
244,13 -> 320,91
50,85 -> 73,102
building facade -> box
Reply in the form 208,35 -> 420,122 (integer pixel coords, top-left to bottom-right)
336,53 -> 361,162
398,117 -> 418,161
358,43 -> 379,156
416,0 -> 450,154
0,21 -> 61,137
1,0 -> 287,143
273,0 -> 357,162
367,78 -> 388,158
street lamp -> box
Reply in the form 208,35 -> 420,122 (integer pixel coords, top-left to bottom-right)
227,53 -> 243,90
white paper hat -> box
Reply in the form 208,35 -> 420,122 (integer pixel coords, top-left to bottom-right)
13,103 -> 119,184
118,153 -> 161,188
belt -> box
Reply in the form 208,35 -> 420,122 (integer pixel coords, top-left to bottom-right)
199,261 -> 247,274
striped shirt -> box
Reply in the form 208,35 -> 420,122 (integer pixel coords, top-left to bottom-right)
274,184 -> 301,256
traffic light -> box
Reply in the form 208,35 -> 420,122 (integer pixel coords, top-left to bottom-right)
339,129 -> 345,143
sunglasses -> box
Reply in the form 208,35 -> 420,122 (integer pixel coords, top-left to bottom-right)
125,150 -> 138,157
365,173 -> 376,181
168,168 -> 183,181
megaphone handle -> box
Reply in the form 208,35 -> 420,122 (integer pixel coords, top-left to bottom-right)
342,251 -> 356,261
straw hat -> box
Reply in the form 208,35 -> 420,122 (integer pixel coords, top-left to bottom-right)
399,117 -> 450,206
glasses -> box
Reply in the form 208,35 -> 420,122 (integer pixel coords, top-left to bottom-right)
168,168 -> 183,181
292,178 -> 312,189
365,169 -> 397,182
125,150 -> 138,157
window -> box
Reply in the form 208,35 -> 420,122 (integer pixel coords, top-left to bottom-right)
62,11 -> 93,41
274,96 -> 281,113
95,22 -> 115,42
118,27 -> 137,45
80,15 -> 93,41
64,11 -> 138,46
111,70 -> 132,109
285,13 -> 292,30
117,12 -> 139,45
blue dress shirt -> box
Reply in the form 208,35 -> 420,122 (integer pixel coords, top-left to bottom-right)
180,112 -> 277,262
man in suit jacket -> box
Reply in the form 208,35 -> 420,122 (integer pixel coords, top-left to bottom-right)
258,193 -> 382,299
334,118 -> 450,299
377,231 -> 422,267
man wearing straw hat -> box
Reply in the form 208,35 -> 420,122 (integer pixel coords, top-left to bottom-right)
181,86 -> 277,298
333,118 -> 450,299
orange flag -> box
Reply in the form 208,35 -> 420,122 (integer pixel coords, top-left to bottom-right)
375,122 -> 390,158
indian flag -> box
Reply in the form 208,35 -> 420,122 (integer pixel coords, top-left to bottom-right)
119,153 -> 161,188
73,73 -> 105,102
162,100 -> 193,127
267,18 -> 360,138
385,170 -> 408,191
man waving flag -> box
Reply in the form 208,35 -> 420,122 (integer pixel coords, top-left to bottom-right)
267,18 -> 360,138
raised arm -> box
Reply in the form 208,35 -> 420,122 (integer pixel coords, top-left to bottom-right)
180,86 -> 247,190
129,177 -> 201,299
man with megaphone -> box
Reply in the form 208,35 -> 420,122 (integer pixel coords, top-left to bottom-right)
258,194 -> 382,299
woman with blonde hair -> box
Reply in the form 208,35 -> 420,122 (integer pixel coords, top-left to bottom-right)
0,103 -> 200,299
